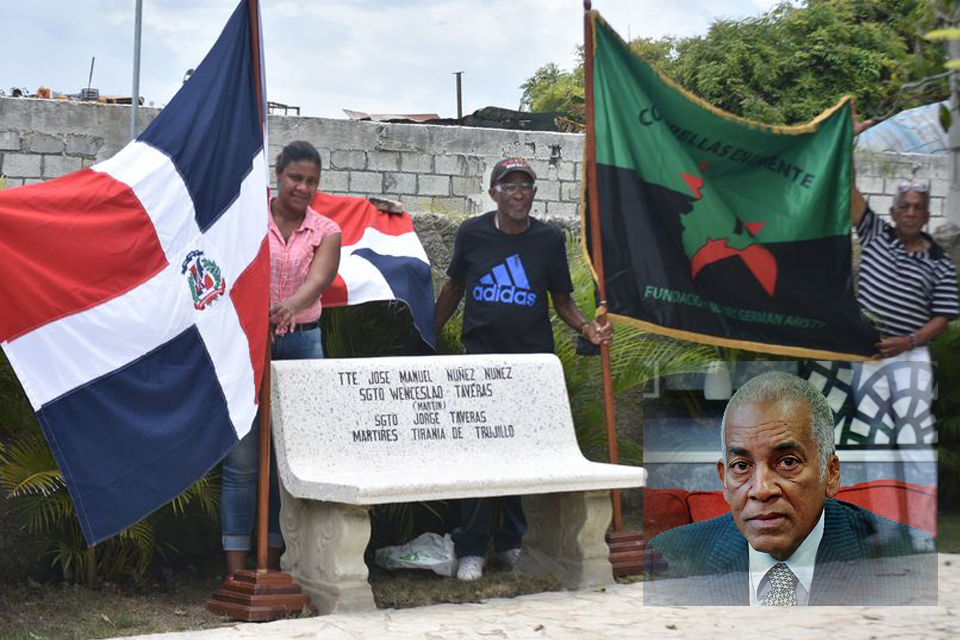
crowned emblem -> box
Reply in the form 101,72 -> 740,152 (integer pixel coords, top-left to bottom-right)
181,250 -> 226,310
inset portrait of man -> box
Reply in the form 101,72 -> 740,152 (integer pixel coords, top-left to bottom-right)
644,371 -> 937,606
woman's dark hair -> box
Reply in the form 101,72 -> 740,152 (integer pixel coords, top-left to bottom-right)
275,140 -> 322,175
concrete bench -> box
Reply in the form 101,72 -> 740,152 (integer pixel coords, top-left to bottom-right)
271,353 -> 645,613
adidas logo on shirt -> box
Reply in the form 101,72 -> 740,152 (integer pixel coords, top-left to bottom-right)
472,254 -> 537,306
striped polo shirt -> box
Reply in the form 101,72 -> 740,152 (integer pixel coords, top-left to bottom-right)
856,207 -> 959,337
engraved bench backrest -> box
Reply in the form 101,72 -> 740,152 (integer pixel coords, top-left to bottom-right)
271,353 -> 583,479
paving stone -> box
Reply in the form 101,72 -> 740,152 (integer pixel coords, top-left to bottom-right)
107,554 -> 960,640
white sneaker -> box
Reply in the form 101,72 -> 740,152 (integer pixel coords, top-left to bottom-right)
457,555 -> 485,581
496,548 -> 521,568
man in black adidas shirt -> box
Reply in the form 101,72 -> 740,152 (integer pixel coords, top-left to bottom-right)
435,156 -> 613,581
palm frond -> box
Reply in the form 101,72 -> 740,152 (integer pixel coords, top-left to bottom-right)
0,431 -> 65,498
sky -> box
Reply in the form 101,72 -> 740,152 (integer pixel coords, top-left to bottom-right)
4,0 -> 783,119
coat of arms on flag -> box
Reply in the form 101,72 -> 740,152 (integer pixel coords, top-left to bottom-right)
0,0 -> 269,544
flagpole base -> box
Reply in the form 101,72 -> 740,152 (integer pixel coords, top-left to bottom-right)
606,529 -> 643,577
206,569 -> 313,622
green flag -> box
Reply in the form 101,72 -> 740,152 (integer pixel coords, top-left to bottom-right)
584,13 -> 878,359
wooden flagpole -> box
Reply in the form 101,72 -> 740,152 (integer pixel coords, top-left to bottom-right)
207,0 -> 312,619
583,0 -> 643,576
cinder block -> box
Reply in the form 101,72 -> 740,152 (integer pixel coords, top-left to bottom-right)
23,178 -> 44,185
331,150 -> 367,170
28,133 -> 65,154
928,196 -> 944,217
430,197 -> 469,215
547,201 -> 578,218
451,176 -> 482,196
530,201 -> 547,217
349,171 -> 383,194
401,152 -> 433,173
0,176 -> 23,188
64,135 -> 103,157
1,153 -> 42,178
561,181 -> 582,201
384,172 -> 417,194
402,196 -> 436,214
557,161 -> 576,181
321,170 -> 349,192
930,178 -> 949,198
868,194 -> 893,213
526,159 -> 550,178
536,181 -> 560,201
367,150 -> 401,172
435,154 -> 481,176
0,131 -> 20,151
43,155 -> 82,178
857,175 -> 884,196
418,174 -> 450,196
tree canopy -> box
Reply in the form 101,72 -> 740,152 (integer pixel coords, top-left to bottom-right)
521,0 -> 948,126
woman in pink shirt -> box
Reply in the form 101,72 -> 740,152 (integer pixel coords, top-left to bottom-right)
221,140 -> 341,575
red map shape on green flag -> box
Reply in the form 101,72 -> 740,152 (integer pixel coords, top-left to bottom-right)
584,12 -> 878,359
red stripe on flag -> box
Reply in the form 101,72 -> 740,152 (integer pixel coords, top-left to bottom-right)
0,169 -> 168,342
230,236 -> 270,402
310,191 -> 414,246
323,274 -> 349,307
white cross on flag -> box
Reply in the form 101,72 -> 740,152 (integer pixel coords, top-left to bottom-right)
0,0 -> 269,544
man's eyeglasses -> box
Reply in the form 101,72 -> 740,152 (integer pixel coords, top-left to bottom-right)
494,182 -> 535,195
897,181 -> 930,193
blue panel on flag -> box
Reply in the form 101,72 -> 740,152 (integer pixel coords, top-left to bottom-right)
353,248 -> 437,349
37,326 -> 241,544
138,1 -> 261,232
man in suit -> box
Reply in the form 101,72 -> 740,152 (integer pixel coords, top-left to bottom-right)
644,371 -> 937,606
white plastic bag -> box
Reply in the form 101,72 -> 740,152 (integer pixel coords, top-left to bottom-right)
374,532 -> 457,577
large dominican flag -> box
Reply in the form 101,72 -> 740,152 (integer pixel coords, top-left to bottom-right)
311,191 -> 436,350
0,1 -> 269,544
584,13 -> 879,360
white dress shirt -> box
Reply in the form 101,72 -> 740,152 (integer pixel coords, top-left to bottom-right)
748,509 -> 825,605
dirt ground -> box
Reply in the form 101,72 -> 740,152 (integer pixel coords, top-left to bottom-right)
0,562 -> 565,640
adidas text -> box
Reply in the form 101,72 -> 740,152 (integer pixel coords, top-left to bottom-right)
472,284 -> 536,306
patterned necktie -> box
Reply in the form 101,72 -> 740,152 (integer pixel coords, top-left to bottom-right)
761,562 -> 798,606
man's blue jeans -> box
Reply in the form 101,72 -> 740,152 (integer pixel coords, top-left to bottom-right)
221,327 -> 323,552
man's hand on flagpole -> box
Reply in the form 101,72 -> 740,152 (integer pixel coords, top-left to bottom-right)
583,318 -> 613,346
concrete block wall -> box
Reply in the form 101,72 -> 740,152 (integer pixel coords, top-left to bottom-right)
264,115 -> 584,219
854,150 -> 952,232
1,96 -> 956,232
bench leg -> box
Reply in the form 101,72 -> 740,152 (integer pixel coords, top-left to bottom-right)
520,490 -> 614,590
278,485 -> 376,613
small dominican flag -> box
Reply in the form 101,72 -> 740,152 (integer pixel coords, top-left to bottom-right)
0,0 -> 269,544
311,192 -> 436,350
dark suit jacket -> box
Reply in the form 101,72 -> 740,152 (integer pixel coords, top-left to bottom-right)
644,498 -> 937,606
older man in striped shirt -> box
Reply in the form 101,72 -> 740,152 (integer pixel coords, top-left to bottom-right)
853,183 -> 958,355
846,182 -> 958,445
